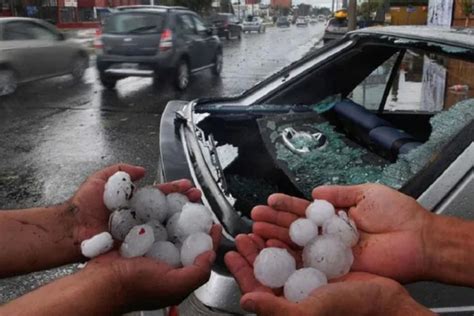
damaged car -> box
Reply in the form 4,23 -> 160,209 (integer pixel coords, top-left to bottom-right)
159,26 -> 474,314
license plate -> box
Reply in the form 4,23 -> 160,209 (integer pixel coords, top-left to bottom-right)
121,63 -> 138,69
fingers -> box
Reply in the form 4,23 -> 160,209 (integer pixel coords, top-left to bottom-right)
251,206 -> 299,228
165,250 -> 215,293
249,233 -> 265,250
209,224 -> 222,251
253,222 -> 295,247
94,164 -> 145,182
241,292 -> 291,315
235,234 -> 261,266
312,185 -> 366,208
224,251 -> 271,294
267,194 -> 310,217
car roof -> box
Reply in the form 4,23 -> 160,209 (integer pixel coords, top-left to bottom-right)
0,17 -> 46,23
352,25 -> 474,50
114,5 -> 188,13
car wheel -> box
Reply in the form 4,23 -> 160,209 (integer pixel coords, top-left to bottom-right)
71,56 -> 88,81
212,51 -> 223,76
175,60 -> 189,90
225,31 -> 230,40
263,26 -> 266,33
237,30 -> 242,40
99,73 -> 117,89
0,69 -> 17,96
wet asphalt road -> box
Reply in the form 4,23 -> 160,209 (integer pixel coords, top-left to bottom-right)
0,24 -> 324,210
0,24 -> 324,303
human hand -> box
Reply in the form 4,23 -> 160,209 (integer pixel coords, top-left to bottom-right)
84,224 -> 221,312
225,234 -> 433,316
251,184 -> 433,282
70,164 -> 202,251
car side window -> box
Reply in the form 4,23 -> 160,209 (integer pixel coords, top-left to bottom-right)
178,14 -> 196,35
4,21 -> 58,41
4,21 -> 57,41
192,15 -> 207,33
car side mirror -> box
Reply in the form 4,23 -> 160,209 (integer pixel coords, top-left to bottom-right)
57,32 -> 67,41
206,28 -> 213,36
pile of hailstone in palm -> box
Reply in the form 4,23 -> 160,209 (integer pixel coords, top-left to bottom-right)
254,200 -> 359,303
80,171 -> 213,268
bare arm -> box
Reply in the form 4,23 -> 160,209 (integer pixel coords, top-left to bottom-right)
0,203 -> 81,277
423,213 -> 474,286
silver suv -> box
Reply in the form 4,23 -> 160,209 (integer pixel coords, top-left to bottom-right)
96,6 -> 223,90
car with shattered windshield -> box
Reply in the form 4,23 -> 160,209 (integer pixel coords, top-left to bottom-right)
158,26 -> 474,314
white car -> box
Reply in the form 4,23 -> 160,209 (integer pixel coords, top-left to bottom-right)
296,17 -> 308,27
242,16 -> 266,33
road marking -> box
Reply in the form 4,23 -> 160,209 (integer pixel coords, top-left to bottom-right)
431,306 -> 474,313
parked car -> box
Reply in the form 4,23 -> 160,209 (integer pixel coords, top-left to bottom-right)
242,16 -> 265,33
276,16 -> 290,28
95,6 -> 223,90
323,17 -> 349,43
309,16 -> 318,24
159,26 -> 474,314
317,14 -> 326,22
296,16 -> 309,27
207,13 -> 241,40
0,17 -> 89,96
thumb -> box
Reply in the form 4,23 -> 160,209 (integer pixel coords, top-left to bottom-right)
241,292 -> 292,316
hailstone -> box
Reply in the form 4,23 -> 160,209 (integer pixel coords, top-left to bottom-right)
254,247 -> 296,288
109,208 -> 140,241
284,268 -> 327,302
305,200 -> 335,226
130,187 -> 168,223
165,212 -> 181,243
81,232 -> 114,258
146,241 -> 181,268
176,203 -> 213,240
103,171 -> 134,211
146,219 -> 168,242
120,224 -> 155,258
289,218 -> 318,247
166,192 -> 189,218
302,235 -> 353,279
180,232 -> 213,267
322,211 -> 359,247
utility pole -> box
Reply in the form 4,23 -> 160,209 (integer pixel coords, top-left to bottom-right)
332,0 -> 335,12
348,0 -> 357,30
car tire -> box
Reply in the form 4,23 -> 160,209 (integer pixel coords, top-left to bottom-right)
175,60 -> 190,90
237,30 -> 242,40
212,50 -> 223,76
71,56 -> 88,81
0,69 -> 17,96
225,31 -> 230,40
99,73 -> 117,89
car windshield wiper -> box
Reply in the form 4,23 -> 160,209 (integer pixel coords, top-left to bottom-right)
129,25 -> 158,33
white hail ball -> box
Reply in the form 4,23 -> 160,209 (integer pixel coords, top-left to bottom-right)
322,211 -> 359,247
120,224 -> 155,258
254,247 -> 296,288
81,232 -> 114,258
284,268 -> 328,302
109,208 -> 140,241
289,218 -> 318,247
180,232 -> 213,267
130,187 -> 168,223
305,200 -> 336,226
103,171 -> 134,211
176,203 -> 213,240
146,241 -> 181,268
166,193 -> 189,218
302,235 -> 353,280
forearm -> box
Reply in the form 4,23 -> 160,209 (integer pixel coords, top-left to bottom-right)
423,213 -> 474,286
0,202 -> 82,277
0,265 -> 124,316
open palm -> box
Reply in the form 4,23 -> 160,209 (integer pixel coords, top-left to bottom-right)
251,183 -> 433,282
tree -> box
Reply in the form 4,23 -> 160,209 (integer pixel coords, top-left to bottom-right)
461,0 -> 473,27
358,0 -> 383,21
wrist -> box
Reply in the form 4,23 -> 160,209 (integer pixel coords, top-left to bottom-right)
422,213 -> 474,285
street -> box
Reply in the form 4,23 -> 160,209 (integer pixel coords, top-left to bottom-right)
0,24 -> 325,302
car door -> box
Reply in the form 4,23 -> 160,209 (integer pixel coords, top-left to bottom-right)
191,14 -> 215,67
176,14 -> 204,70
3,21 -> 69,80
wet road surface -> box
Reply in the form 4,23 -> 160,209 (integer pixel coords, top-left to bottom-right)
0,24 -> 324,303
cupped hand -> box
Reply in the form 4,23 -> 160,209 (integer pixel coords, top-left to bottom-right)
85,224 -> 221,312
225,234 -> 433,316
70,163 -> 202,250
251,183 -> 433,282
